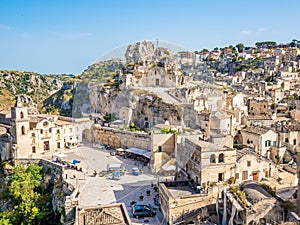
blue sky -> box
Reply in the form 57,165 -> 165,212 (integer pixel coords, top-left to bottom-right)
0,0 -> 299,75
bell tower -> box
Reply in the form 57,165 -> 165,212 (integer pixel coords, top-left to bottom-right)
11,96 -> 30,158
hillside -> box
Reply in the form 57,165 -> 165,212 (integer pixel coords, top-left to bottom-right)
79,58 -> 124,83
43,59 -> 125,117
0,70 -> 73,111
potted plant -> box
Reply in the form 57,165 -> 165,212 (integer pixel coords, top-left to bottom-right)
139,195 -> 144,201
146,190 -> 151,196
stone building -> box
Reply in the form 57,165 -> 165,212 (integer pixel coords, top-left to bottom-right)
77,203 -> 131,225
275,120 -> 300,150
151,133 -> 177,174
297,146 -> 300,215
239,126 -> 277,158
234,149 -> 277,183
159,180 -> 214,225
219,182 -> 284,225
0,98 -> 92,160
177,136 -> 236,186
138,65 -> 179,87
247,97 -> 269,116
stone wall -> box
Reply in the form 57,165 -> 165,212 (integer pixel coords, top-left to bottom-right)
159,181 -> 215,224
92,125 -> 151,150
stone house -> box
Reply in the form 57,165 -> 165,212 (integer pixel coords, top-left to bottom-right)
243,114 -> 274,127
0,99 -> 92,160
247,97 -> 269,116
271,87 -> 285,103
234,149 -> 277,183
231,93 -> 248,113
138,65 -> 180,88
151,133 -> 177,174
275,120 -> 300,150
159,180 -> 213,224
239,126 -> 278,158
210,111 -> 234,136
177,136 -> 236,186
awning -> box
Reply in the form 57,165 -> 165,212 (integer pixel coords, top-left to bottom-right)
125,148 -> 151,159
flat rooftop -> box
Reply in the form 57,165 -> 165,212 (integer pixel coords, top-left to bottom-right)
168,186 -> 195,198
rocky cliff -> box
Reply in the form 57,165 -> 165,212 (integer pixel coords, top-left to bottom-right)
0,70 -> 71,112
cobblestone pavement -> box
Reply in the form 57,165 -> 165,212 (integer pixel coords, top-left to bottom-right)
60,144 -> 168,225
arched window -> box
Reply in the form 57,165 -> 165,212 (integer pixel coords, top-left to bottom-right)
219,153 -> 225,163
210,154 -> 216,163
21,126 -> 25,135
20,111 -> 24,119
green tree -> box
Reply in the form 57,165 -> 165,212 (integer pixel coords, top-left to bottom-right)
236,43 -> 244,53
8,164 -> 43,225
0,216 -> 12,225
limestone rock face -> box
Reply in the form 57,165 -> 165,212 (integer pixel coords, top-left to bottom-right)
125,41 -> 155,64
19,94 -> 38,114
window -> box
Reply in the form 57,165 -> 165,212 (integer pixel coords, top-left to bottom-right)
242,171 -> 248,180
32,146 -> 36,153
219,153 -> 224,163
235,173 -> 239,179
57,129 -> 60,134
218,173 -> 224,181
40,129 -> 43,134
69,128 -> 72,133
158,146 -> 162,152
273,141 -> 277,147
21,126 -> 25,135
210,154 -> 216,163
31,133 -> 35,137
57,142 -> 60,149
20,111 -> 24,119
265,140 -> 271,147
285,138 -> 289,143
49,128 -> 52,133
293,139 -> 297,145
247,161 -> 251,167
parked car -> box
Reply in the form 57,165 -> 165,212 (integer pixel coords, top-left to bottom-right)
132,202 -> 156,218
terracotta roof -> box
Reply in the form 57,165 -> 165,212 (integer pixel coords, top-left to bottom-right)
55,119 -> 72,125
78,203 -> 131,225
241,126 -> 271,135
247,114 -> 272,120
